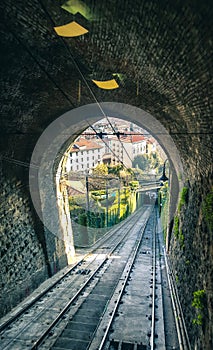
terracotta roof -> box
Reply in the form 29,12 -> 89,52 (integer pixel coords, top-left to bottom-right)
70,138 -> 104,153
146,138 -> 156,144
110,134 -> 146,143
127,135 -> 146,143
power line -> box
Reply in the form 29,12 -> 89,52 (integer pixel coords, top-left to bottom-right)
2,20 -> 76,109
85,122 -> 137,177
37,0 -> 134,170
2,2 -> 138,178
53,121 -> 136,177
1,156 -> 39,169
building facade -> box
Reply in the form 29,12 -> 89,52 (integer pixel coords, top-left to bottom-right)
66,138 -> 105,173
109,134 -> 147,168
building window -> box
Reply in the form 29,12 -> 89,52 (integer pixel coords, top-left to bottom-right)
87,157 -> 89,161
77,165 -> 79,170
76,159 -> 78,162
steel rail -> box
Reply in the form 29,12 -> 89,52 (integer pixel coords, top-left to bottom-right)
30,207 -> 152,349
0,210 -> 141,348
0,207 -> 144,334
89,207 -> 155,350
164,249 -> 191,350
166,254 -> 192,350
173,279 -> 192,350
150,209 -> 157,350
31,257 -> 108,349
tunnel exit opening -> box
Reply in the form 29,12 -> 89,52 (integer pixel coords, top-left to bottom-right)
58,116 -> 166,248
29,102 -> 184,271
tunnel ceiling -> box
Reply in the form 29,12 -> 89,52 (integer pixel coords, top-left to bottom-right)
0,0 -> 212,178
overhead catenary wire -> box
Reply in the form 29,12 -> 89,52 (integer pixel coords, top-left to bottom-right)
1,142 -> 135,182
85,122 -> 133,171
1,132 -> 212,136
2,1 -> 212,179
55,138 -> 130,175
1,156 -> 39,170
0,155 -> 119,193
3,1 -> 140,177
37,0 -> 134,171
4,0 -> 208,179
52,120 -> 138,179
2,20 -> 76,110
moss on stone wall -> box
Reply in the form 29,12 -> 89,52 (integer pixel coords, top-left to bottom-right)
173,215 -> 180,238
178,187 -> 189,212
173,215 -> 185,248
192,289 -> 206,326
172,187 -> 189,248
202,191 -> 213,231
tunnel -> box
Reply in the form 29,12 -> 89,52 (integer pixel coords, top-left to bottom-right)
0,0 -> 212,349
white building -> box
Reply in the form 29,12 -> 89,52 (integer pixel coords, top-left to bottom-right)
145,138 -> 157,154
66,138 -> 105,173
109,134 -> 147,168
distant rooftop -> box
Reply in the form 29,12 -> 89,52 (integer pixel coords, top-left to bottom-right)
70,138 -> 104,153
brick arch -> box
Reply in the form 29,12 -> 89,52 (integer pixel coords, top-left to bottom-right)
29,102 -> 183,259
1,1 -> 212,345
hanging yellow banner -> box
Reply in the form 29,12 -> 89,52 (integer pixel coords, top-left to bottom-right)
92,79 -> 119,90
54,21 -> 88,37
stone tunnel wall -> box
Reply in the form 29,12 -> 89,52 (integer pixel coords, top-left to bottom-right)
169,166 -> 213,350
0,0 -> 212,347
0,159 -> 68,317
0,168 -> 48,316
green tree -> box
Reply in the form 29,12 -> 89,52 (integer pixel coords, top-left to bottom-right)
90,163 -> 108,190
93,163 -> 108,176
132,154 -> 150,171
108,164 -> 124,177
133,153 -> 163,174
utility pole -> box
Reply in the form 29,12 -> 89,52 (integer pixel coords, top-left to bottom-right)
118,183 -> 121,222
85,171 -> 90,212
106,180 -> 109,227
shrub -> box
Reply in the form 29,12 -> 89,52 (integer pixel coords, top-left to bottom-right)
129,181 -> 139,190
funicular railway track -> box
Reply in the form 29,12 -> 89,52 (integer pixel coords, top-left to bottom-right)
88,206 -> 164,350
0,206 -> 144,333
0,208 -> 148,350
0,204 -> 185,350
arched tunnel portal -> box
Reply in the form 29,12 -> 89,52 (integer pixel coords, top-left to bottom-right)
0,0 -> 212,348
29,102 -> 184,265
